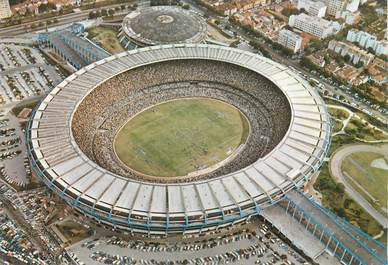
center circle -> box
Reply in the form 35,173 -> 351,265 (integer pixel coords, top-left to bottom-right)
113,98 -> 250,178
156,14 -> 175,24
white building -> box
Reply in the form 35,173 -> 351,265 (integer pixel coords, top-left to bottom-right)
328,40 -> 375,65
346,0 -> 359,12
278,29 -> 303,53
297,0 -> 327,17
324,0 -> 346,17
0,0 -> 11,19
289,13 -> 341,39
337,10 -> 360,25
323,0 -> 359,17
347,29 -> 388,55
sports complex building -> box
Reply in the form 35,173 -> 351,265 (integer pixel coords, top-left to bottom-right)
26,44 -> 331,235
118,6 -> 207,48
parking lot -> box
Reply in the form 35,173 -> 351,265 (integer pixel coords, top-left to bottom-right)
0,109 -> 31,188
68,220 -> 311,265
0,183 -> 49,265
0,43 -> 63,104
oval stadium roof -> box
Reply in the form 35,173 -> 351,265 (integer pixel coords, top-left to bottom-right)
27,44 -> 331,235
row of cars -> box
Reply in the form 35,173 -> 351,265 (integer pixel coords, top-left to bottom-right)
100,231 -> 255,252
68,220 -> 310,265
0,43 -> 63,104
0,184 -> 46,265
13,188 -> 62,255
88,243 -> 264,265
0,112 -> 28,187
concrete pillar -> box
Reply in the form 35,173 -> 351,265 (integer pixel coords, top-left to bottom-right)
319,229 -> 325,242
349,255 -> 354,265
292,206 -> 297,218
306,217 -> 311,230
325,234 -> 332,250
340,249 -> 347,262
312,224 -> 317,236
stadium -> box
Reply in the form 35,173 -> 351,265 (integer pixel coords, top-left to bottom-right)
26,44 -> 331,235
118,6 -> 207,48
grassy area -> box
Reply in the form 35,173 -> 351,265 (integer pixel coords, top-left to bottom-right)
314,158 -> 384,240
341,151 -> 387,214
11,98 -> 41,116
86,26 -> 125,54
332,119 -> 343,133
328,134 -> 356,157
328,107 -> 349,120
344,117 -> 388,141
55,219 -> 92,245
314,103 -> 387,242
114,98 -> 249,177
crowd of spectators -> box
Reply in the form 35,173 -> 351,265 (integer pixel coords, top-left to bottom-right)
72,59 -> 291,183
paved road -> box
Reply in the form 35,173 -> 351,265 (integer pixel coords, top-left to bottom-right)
330,144 -> 388,228
0,1 -> 149,38
0,12 -> 88,37
328,104 -> 353,136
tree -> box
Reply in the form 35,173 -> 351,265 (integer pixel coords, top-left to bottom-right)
355,61 -> 364,68
107,9 -> 115,16
281,7 -> 299,17
324,55 -> 331,64
334,183 -> 345,194
101,9 -> 108,16
335,208 -> 346,218
9,0 -> 25,5
367,47 -> 375,54
38,2 -> 56,13
89,11 -> 99,19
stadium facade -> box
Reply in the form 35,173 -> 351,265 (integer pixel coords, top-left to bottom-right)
38,23 -> 111,69
27,44 -> 331,235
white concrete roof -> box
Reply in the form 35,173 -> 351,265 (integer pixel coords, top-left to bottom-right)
29,44 -> 331,219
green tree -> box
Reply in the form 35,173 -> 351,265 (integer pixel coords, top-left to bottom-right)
107,9 -> 115,16
101,9 -> 108,16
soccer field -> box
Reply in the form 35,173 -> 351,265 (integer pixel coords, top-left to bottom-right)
114,98 -> 250,177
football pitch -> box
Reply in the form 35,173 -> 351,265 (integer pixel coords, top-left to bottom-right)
114,98 -> 250,177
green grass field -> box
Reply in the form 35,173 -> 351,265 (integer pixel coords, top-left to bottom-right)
341,152 -> 388,214
86,26 -> 125,54
114,98 -> 249,177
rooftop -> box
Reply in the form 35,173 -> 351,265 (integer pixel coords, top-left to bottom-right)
121,6 -> 207,46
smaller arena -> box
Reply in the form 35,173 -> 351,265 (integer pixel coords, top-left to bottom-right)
118,6 -> 207,48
